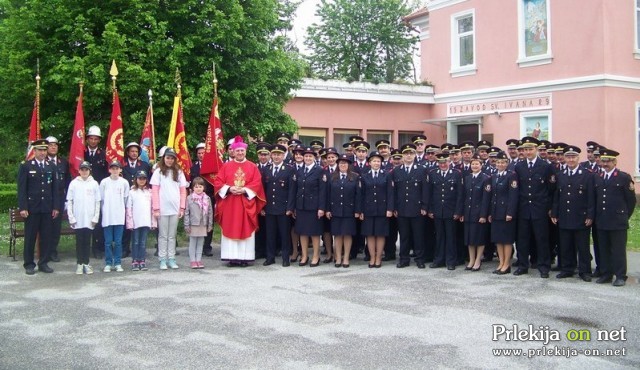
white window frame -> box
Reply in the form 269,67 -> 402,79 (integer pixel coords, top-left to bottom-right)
450,9 -> 477,77
519,111 -> 552,141
635,0 -> 640,59
517,0 -> 553,67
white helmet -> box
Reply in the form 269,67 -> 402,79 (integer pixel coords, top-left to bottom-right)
87,125 -> 102,138
196,142 -> 206,150
45,136 -> 59,144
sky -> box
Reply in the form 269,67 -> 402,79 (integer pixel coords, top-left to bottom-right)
291,0 -> 321,55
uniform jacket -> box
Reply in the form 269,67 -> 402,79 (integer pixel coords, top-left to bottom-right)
47,155 -> 71,210
580,160 -> 600,173
123,159 -> 152,187
463,172 -> 491,221
327,171 -> 362,217
84,147 -> 109,182
294,164 -> 327,211
551,168 -> 595,230
17,159 -> 60,213
360,168 -> 394,216
427,168 -> 464,219
392,163 -> 429,217
594,169 -> 636,230
515,158 -> 555,220
490,171 -> 518,221
352,160 -> 370,175
189,161 -> 215,197
262,163 -> 296,215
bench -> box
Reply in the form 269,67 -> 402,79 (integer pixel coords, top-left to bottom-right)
9,208 -> 75,261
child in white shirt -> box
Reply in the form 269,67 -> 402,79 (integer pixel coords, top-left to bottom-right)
126,170 -> 156,271
100,160 -> 130,272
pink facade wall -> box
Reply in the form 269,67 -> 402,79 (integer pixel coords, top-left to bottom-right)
284,98 -> 435,147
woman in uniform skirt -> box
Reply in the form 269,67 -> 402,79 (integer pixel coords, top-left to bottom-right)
360,151 -> 394,268
326,154 -> 362,268
488,151 -> 518,274
289,145 -> 305,262
461,155 -> 492,271
293,147 -> 327,267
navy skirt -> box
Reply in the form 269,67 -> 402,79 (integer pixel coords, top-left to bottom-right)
323,217 -> 332,233
330,216 -> 357,236
491,220 -> 516,244
361,216 -> 389,237
464,222 -> 488,246
295,210 -> 323,236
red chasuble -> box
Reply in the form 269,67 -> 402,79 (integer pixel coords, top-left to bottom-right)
213,160 -> 266,239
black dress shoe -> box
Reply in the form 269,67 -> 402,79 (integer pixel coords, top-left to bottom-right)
282,260 -> 290,267
497,267 -> 511,275
310,260 -> 320,267
335,263 -> 342,268
596,276 -> 613,284
342,264 -> 350,268
417,263 -> 426,269
513,268 -> 528,276
540,272 -> 549,278
299,258 -> 308,267
374,264 -> 381,268
447,265 -> 455,270
322,257 -> 333,264
396,262 -> 410,268
203,251 -> 214,257
556,272 -> 573,279
550,265 -> 561,272
592,269 -> 602,278
290,257 -> 299,263
612,278 -> 626,287
579,273 -> 592,282
50,255 -> 60,262
429,263 -> 444,268
25,267 -> 36,275
465,266 -> 473,271
382,256 -> 396,261
368,264 -> 375,268
263,260 -> 275,266
38,264 -> 54,273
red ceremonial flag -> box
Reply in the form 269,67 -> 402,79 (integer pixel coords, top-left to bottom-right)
25,97 -> 40,161
139,104 -> 156,164
171,99 -> 192,180
106,90 -> 124,164
68,84 -> 86,178
201,96 -> 225,186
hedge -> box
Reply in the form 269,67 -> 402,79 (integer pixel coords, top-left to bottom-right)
0,183 -> 16,192
0,190 -> 17,212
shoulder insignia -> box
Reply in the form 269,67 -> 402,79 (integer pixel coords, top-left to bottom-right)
322,174 -> 327,182
485,184 -> 491,192
550,175 -> 556,183
630,182 -> 635,192
511,180 -> 518,188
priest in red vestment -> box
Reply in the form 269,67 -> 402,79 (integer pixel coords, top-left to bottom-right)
214,136 -> 266,266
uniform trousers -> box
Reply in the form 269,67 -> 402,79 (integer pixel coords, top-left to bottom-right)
558,228 -> 591,274
423,217 -> 436,262
516,218 -> 550,273
255,214 -> 267,259
23,212 -> 53,269
434,218 -> 457,266
597,229 -> 628,279
397,216 -> 425,264
384,217 -> 398,259
50,213 -> 62,258
266,214 -> 291,262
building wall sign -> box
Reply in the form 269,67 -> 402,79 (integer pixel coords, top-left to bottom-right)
447,94 -> 551,116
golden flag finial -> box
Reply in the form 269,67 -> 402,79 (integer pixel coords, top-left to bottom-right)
110,60 -> 119,77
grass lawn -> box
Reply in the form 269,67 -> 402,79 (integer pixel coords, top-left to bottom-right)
1,209 -> 639,258
0,212 -> 222,258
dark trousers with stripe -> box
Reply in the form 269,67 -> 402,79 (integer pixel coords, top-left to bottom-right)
23,212 -> 52,269
398,216 -> 425,264
597,229 -> 627,279
558,228 -> 591,274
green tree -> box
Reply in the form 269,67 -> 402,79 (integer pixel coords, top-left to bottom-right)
0,0 -> 305,182
305,0 -> 418,83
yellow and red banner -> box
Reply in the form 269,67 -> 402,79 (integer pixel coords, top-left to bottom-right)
167,95 -> 192,180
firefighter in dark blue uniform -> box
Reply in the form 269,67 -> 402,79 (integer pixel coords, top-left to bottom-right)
255,142 -> 272,260
550,145 -> 595,282
412,135 -> 428,165
428,153 -> 464,270
424,144 -> 439,170
580,142 -> 603,276
383,149 -> 403,260
350,141 -> 369,260
459,141 -> 475,176
320,147 -> 339,263
476,140 -> 492,172
490,151 -> 519,275
275,132 -> 293,165
45,136 -> 71,262
18,139 -> 60,275
513,136 -> 556,278
393,143 -> 429,268
462,155 -> 492,271
375,139 -> 392,168
594,149 -> 636,287
505,139 -> 520,171
261,144 -> 296,266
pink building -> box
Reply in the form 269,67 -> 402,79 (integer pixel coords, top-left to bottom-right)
286,0 -> 640,182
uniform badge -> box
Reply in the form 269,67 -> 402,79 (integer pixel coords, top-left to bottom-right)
292,174 -> 296,181
630,182 -> 635,191
322,174 -> 327,182
485,184 -> 491,192
550,175 -> 556,183
511,180 -> 518,188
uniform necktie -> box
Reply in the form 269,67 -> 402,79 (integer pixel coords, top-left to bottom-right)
528,161 -> 533,169
304,167 -> 309,175
39,162 -> 44,169
605,173 -> 610,182
341,173 -> 346,180
273,166 -> 278,176
373,171 -> 377,179
405,166 -> 410,173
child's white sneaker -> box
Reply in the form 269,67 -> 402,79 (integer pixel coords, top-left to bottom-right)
75,264 -> 83,275
114,265 -> 124,272
103,265 -> 112,273
84,264 -> 94,274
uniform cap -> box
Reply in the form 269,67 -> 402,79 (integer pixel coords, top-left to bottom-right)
412,134 -> 427,144
270,144 -> 287,153
488,146 -> 501,157
367,151 -> 384,162
353,141 -> 371,151
302,146 -> 316,156
256,142 -> 271,154
349,135 -> 364,142
391,149 -> 402,159
459,141 -> 475,151
375,139 -> 391,148
476,140 -> 492,150
324,147 -> 339,157
495,151 -> 509,160
563,145 -> 581,156
599,148 -> 619,160
520,136 -> 540,148
400,143 -> 417,153
435,153 -> 449,161
448,144 -> 461,153
277,132 -> 292,142
309,140 -> 324,149
337,154 -> 352,163
32,139 -> 49,149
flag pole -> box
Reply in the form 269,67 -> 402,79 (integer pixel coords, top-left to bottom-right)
110,60 -> 118,98
35,59 -> 40,139
148,89 -> 156,162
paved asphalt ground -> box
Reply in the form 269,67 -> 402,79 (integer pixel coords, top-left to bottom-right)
0,245 -> 638,369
